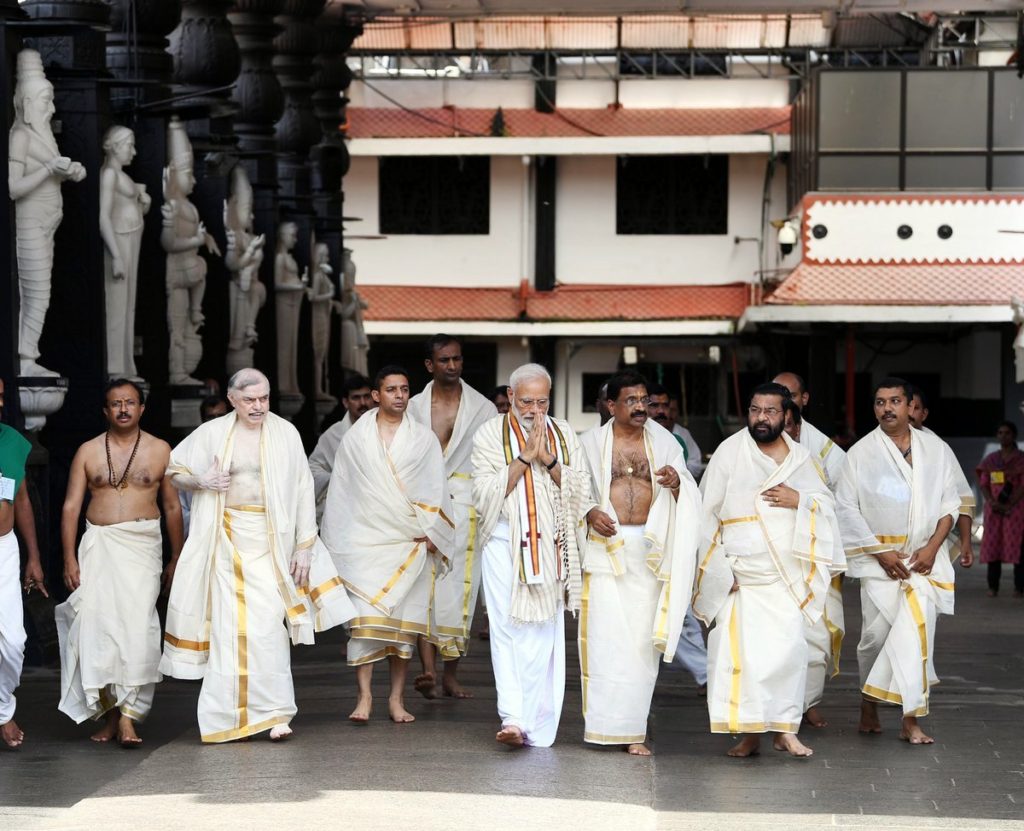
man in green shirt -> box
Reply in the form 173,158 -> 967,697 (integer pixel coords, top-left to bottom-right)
0,377 -> 47,748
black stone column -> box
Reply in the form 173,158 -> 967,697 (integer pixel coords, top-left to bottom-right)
229,0 -> 284,389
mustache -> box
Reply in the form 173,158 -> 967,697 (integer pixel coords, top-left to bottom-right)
630,410 -> 646,418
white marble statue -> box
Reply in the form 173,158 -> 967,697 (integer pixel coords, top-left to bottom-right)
99,125 -> 150,381
337,246 -> 369,377
223,165 -> 266,375
161,116 -> 220,386
308,241 -> 335,402
275,221 -> 307,397
8,49 -> 86,377
1013,296 -> 1024,384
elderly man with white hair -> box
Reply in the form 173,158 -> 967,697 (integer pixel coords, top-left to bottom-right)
161,368 -> 354,743
472,363 -> 595,748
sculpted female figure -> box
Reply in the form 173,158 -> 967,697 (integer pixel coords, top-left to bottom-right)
308,242 -> 335,402
99,126 -> 150,380
8,49 -> 86,377
223,165 -> 266,374
275,222 -> 306,397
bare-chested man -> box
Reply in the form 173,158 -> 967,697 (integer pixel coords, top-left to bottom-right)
0,378 -> 47,749
408,335 -> 496,700
160,368 -> 351,743
579,371 -> 701,755
58,379 -> 183,746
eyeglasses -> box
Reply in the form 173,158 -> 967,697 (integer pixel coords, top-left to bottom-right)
748,406 -> 782,417
516,398 -> 549,408
621,396 -> 650,408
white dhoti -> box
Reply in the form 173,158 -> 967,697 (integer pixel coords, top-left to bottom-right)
347,556 -> 435,666
429,490 -> 481,660
0,530 -> 26,725
858,575 -> 938,717
707,554 -> 808,735
581,526 -> 661,745
483,520 -> 565,748
57,520 -> 162,723
804,576 -> 845,711
199,508 -> 296,742
674,612 -> 708,686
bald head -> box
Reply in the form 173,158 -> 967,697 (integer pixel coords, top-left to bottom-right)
772,371 -> 808,411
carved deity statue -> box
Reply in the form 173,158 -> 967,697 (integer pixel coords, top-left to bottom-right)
223,165 -> 266,375
275,221 -> 307,396
1013,297 -> 1024,384
337,247 -> 369,377
100,126 -> 150,381
8,49 -> 86,377
161,116 -> 220,385
308,241 -> 335,402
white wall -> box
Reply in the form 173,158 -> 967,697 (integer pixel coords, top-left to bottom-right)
350,79 -> 536,109
344,155 -> 529,287
555,153 -> 787,285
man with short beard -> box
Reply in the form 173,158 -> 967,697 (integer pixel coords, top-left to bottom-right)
835,377 -> 966,745
472,363 -> 594,748
693,382 -> 844,758
58,379 -> 183,747
308,373 -> 373,523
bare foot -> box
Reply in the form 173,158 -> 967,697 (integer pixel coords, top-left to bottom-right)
726,735 -> 761,757
858,699 -> 883,734
899,716 -> 934,745
804,706 -> 828,728
496,725 -> 525,747
413,672 -> 439,700
626,742 -> 652,756
388,697 -> 415,723
773,733 -> 813,757
442,677 -> 474,699
1,719 -> 24,748
349,694 -> 372,723
91,711 -> 118,743
269,724 -> 292,742
117,715 -> 143,748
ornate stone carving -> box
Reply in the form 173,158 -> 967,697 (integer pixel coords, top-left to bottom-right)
107,0 -> 181,102
274,220 -> 307,396
224,164 -> 267,374
229,1 -> 286,155
100,126 -> 150,381
308,240 -> 334,402
161,116 -> 221,385
168,0 -> 241,117
8,49 -> 87,377
338,247 -> 368,377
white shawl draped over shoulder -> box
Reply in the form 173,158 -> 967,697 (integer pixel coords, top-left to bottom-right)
579,419 -> 702,660
321,410 -> 455,615
161,412 -> 354,680
692,429 -> 845,626
472,413 -> 595,623
836,426 -> 961,611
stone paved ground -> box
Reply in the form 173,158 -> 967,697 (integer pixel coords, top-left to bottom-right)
2,562 -> 1022,831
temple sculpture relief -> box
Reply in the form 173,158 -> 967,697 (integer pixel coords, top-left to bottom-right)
223,165 -> 266,375
275,221 -> 307,398
338,246 -> 369,377
308,241 -> 336,403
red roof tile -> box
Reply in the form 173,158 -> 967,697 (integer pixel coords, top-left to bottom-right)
347,106 -> 790,139
766,262 -> 1024,306
362,283 -> 751,321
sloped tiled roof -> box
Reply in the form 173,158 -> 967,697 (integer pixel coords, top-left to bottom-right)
361,283 -> 751,321
346,106 -> 791,139
766,262 -> 1024,306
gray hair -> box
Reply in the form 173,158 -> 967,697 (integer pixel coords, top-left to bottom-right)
508,363 -> 551,393
228,368 -> 269,392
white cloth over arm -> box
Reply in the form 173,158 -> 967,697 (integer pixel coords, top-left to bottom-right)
308,413 -> 352,523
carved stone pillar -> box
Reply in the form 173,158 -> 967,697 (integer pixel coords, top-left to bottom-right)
168,0 -> 241,395
105,1 -> 181,411
229,1 -> 284,389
